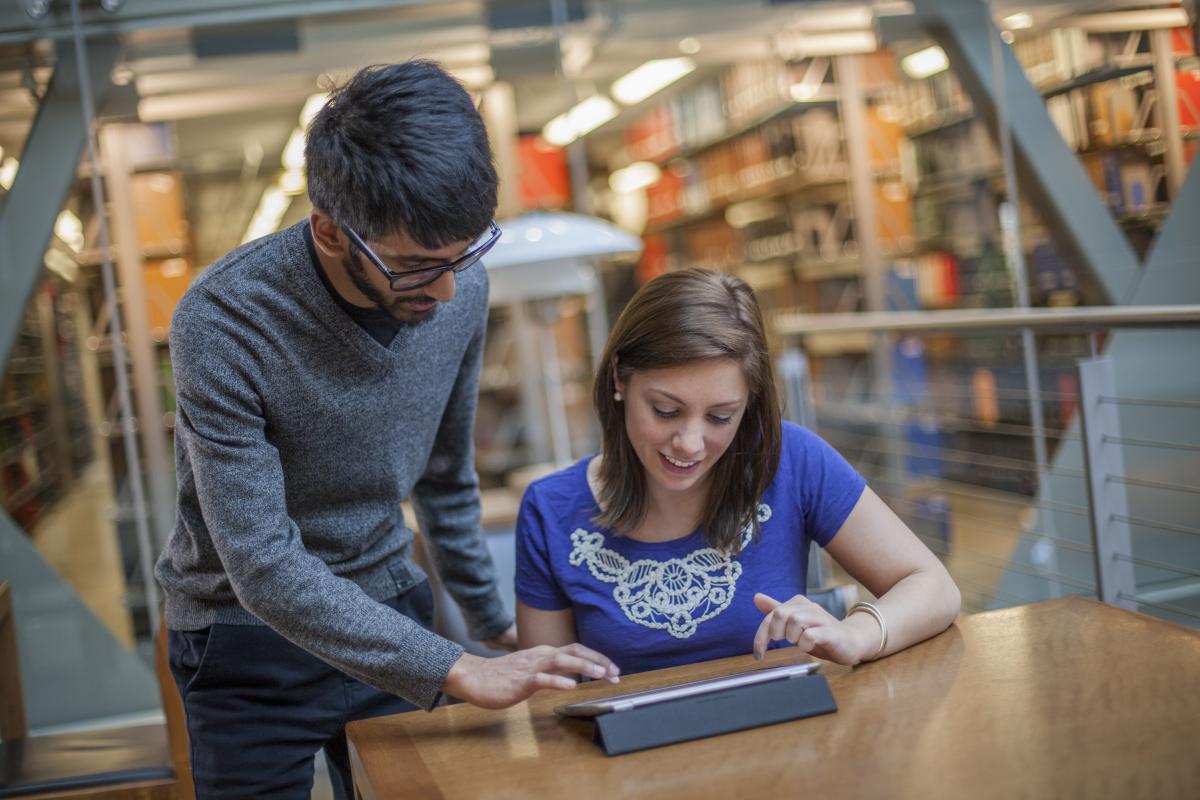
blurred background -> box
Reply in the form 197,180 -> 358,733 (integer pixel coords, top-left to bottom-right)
0,1 -> 1198,794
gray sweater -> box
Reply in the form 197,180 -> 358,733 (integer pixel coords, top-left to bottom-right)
155,221 -> 511,710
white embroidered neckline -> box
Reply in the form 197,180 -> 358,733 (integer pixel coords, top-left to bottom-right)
568,504 -> 771,638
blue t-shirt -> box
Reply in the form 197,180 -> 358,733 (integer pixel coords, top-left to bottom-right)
515,421 -> 866,674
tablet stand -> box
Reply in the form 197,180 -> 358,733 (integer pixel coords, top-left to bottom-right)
592,674 -> 836,756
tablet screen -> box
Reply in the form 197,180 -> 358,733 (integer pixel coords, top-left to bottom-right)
554,661 -> 820,718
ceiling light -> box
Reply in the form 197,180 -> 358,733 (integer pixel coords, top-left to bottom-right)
160,258 -> 189,279
791,5 -> 874,32
609,161 -> 661,194
678,37 -> 701,55
448,64 -> 495,88
611,58 -> 695,106
281,128 -> 306,171
0,157 -> 17,190
542,95 -> 619,146
280,170 -> 306,195
1002,12 -> 1033,30
779,30 -> 877,59
111,64 -> 134,86
1070,9 -> 1189,32
789,82 -> 823,102
242,186 -> 293,244
901,46 -> 949,80
300,93 -> 328,126
54,210 -> 85,253
44,248 -> 79,283
725,200 -> 783,229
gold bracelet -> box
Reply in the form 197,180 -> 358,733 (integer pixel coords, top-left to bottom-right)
848,601 -> 888,661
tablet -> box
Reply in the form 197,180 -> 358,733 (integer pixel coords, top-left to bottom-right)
553,661 -> 820,718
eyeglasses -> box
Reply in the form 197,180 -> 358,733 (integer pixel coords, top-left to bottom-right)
342,220 -> 501,292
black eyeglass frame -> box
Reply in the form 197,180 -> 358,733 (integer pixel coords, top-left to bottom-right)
342,220 -> 501,292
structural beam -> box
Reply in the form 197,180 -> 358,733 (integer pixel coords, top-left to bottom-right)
0,35 -> 120,370
911,0 -> 1142,303
0,0 -> 436,45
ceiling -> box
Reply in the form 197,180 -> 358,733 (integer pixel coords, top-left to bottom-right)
0,0 -> 1186,263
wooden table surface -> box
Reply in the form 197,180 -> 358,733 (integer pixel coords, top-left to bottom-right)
347,598 -> 1200,799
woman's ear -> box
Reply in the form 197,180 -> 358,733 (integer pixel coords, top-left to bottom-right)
611,357 -> 625,400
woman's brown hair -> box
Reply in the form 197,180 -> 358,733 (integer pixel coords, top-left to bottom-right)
592,268 -> 782,554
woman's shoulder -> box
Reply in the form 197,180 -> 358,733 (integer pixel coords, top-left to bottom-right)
779,419 -> 828,457
520,455 -> 597,513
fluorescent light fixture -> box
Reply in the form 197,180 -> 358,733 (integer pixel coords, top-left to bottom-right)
160,258 -> 189,279
792,5 -> 874,32
242,186 -> 293,244
1071,8 -> 1188,32
542,95 -> 619,146
1002,12 -> 1033,30
45,248 -> 79,283
611,58 -> 695,106
55,210 -> 85,253
790,82 -> 822,102
281,128 -> 306,171
780,30 -> 878,58
725,200 -> 783,229
609,161 -> 661,194
280,169 -> 306,195
448,64 -> 495,88
0,157 -> 17,190
901,46 -> 949,79
300,93 -> 328,126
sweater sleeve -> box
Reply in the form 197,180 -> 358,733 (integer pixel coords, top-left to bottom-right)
170,290 -> 463,710
410,299 -> 514,642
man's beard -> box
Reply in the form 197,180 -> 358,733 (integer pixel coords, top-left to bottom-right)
343,252 -> 438,325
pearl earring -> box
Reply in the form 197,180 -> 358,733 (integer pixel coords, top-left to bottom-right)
613,391 -> 623,402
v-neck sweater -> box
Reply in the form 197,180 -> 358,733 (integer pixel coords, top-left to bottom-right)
155,221 -> 510,709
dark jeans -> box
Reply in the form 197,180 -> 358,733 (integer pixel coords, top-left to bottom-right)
168,581 -> 436,800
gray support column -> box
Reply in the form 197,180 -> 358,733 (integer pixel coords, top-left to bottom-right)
0,36 -> 120,370
99,123 -> 173,551
68,0 -> 159,634
1077,356 -> 1137,609
35,290 -> 75,484
511,302 -> 551,465
1150,29 -> 1187,200
481,81 -> 520,220
987,0 -> 1060,595
837,53 -> 901,479
911,0 -> 1141,302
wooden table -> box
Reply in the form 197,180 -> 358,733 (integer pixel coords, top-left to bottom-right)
347,598 -> 1200,799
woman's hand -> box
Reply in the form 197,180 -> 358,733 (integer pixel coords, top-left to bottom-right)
752,592 -> 878,666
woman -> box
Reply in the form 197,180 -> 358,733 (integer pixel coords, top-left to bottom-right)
515,268 -> 959,673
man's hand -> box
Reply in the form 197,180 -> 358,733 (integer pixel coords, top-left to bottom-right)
481,623 -> 518,652
442,644 -> 620,710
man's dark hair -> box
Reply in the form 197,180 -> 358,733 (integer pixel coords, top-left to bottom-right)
305,60 -> 498,248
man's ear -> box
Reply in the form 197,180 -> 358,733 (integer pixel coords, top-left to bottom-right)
310,212 -> 344,259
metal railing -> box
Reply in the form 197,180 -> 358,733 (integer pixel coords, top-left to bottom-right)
775,305 -> 1200,627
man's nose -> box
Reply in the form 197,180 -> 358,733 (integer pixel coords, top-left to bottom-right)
424,270 -> 456,303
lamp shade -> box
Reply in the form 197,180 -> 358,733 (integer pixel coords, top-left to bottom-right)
485,212 -> 642,305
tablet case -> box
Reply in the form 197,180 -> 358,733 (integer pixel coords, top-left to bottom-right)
592,673 -> 837,756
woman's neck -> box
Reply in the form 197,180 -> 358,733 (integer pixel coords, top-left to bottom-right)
589,454 -> 708,543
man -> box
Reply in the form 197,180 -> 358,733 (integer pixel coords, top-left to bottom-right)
155,61 -> 617,799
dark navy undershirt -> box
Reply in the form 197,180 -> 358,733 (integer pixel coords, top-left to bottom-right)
303,224 -> 403,347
